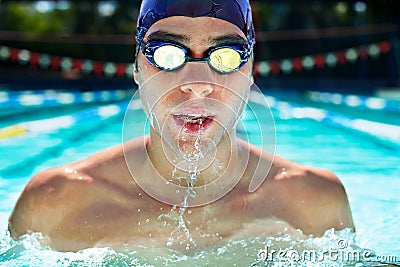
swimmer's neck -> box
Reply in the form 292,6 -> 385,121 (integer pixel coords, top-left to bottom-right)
146,127 -> 242,186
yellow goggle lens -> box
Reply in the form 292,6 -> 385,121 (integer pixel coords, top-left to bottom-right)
209,48 -> 242,73
153,45 -> 186,70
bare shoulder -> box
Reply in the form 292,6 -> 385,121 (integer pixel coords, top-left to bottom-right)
8,165 -> 89,239
273,157 -> 343,189
8,139 -> 144,244
269,156 -> 355,235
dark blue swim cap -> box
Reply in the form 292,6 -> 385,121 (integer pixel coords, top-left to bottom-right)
135,0 -> 255,57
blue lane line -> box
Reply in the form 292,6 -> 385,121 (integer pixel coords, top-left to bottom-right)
0,89 -> 134,108
0,100 -> 139,138
250,92 -> 400,149
0,99 -> 142,178
305,91 -> 400,113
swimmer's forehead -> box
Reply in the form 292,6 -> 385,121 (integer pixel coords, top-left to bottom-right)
144,16 -> 248,46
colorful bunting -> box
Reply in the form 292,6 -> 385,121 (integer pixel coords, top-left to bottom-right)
0,46 -> 10,61
358,46 -> 369,60
39,54 -> 50,69
368,44 -> 380,59
61,57 -> 73,71
336,51 -> 347,65
50,56 -> 61,70
10,48 -> 19,62
254,40 -> 392,77
303,55 -> 314,70
116,63 -> 127,77
0,40 -> 392,78
325,52 -> 337,67
270,61 -> 281,75
280,59 -> 293,74
292,57 -> 303,72
92,61 -> 104,76
30,52 -> 40,66
314,54 -> 325,68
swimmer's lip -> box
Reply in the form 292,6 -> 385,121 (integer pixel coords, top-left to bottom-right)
172,111 -> 215,130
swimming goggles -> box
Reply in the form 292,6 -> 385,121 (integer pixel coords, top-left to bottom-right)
139,40 -> 253,74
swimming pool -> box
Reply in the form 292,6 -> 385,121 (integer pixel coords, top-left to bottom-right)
0,88 -> 399,266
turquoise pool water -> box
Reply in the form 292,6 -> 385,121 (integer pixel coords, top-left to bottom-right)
0,90 -> 399,266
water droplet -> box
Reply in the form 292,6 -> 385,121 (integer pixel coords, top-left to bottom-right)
64,168 -> 74,174
176,189 -> 180,193
137,208 -> 141,212
187,210 -> 192,214
146,218 -> 150,223
160,207 -> 163,211
138,221 -> 141,226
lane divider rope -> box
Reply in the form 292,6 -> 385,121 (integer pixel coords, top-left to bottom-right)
305,91 -> 400,113
3,90 -> 399,146
0,99 -> 141,140
0,89 -> 134,108
250,91 -> 400,148
0,99 -> 144,178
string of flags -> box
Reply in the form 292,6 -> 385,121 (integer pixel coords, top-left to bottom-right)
0,46 -> 135,78
0,40 -> 391,78
254,40 -> 391,77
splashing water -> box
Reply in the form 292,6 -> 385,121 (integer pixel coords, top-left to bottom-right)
1,226 -> 382,267
162,164 -> 199,250
158,122 -> 206,250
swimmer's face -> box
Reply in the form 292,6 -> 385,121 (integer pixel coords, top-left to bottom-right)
134,16 -> 253,157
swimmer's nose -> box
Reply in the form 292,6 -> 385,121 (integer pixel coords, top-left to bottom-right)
180,83 -> 213,97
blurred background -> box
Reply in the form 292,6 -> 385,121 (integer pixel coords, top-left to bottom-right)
1,3 -> 400,261
0,0 -> 399,94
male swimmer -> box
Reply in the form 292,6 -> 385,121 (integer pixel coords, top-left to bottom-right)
9,0 -> 354,252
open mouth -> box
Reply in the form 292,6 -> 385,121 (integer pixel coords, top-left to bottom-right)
172,113 -> 215,134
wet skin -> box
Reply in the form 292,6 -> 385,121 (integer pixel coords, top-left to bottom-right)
8,17 -> 354,252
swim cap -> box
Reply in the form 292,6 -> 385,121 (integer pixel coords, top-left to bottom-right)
135,0 -> 255,57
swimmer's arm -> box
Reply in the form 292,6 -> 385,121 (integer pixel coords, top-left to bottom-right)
8,167 -> 95,251
9,168 -> 64,239
295,168 -> 355,235
246,161 -> 355,237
